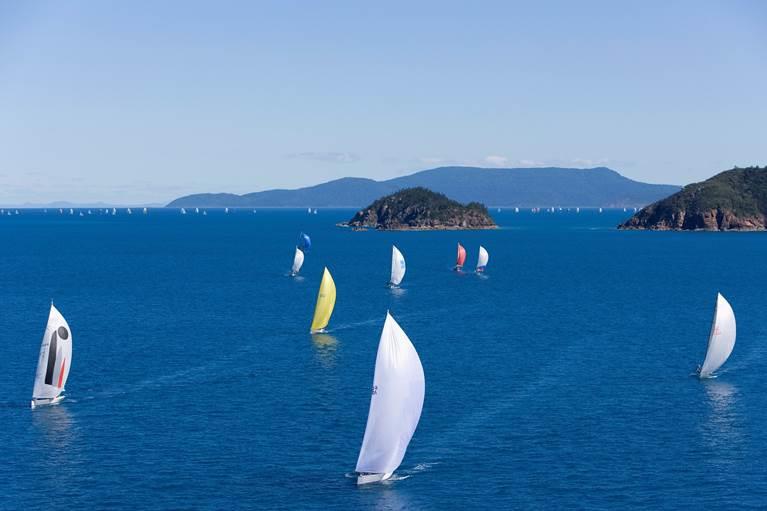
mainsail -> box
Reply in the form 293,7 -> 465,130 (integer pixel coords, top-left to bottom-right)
31,304 -> 73,408
455,243 -> 466,269
699,293 -> 736,378
390,245 -> 406,286
356,312 -> 425,480
291,247 -> 305,275
310,268 -> 336,333
476,245 -> 489,272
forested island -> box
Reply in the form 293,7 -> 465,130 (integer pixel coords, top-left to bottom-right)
343,187 -> 496,230
620,167 -> 767,231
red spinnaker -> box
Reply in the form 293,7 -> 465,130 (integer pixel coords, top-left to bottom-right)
456,243 -> 466,267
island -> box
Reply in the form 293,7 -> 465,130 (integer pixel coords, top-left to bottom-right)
619,166 -> 767,231
342,187 -> 497,230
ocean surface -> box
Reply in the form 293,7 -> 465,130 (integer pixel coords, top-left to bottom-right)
1,208 -> 766,510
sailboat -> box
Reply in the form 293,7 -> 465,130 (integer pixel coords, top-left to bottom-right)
127,208 -> 133,215
455,243 -> 466,271
143,207 -> 148,214
31,304 -> 73,409
195,207 -> 200,214
698,293 -> 736,379
355,312 -> 425,485
389,245 -> 406,287
181,208 -> 187,215
310,268 -> 336,333
515,207 -> 519,213
598,207 -> 603,213
225,207 -> 229,214
476,245 -> 489,273
112,207 -> 117,215
291,247 -> 304,276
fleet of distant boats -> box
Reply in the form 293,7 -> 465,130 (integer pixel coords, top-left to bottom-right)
18,205 -> 736,486
0,206 -> 641,217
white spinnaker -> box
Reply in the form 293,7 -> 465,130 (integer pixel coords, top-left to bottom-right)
390,246 -> 406,286
292,247 -> 304,274
699,293 -> 736,377
32,305 -> 73,401
476,246 -> 489,270
356,312 -> 424,475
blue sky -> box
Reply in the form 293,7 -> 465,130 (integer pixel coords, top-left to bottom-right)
0,1 -> 765,204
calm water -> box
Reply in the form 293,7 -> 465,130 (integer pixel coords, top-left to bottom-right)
1,208 -> 766,510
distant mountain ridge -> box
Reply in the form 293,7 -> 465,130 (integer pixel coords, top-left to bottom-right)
166,166 -> 680,208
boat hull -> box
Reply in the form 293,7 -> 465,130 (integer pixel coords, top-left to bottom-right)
31,395 -> 65,409
356,472 -> 393,485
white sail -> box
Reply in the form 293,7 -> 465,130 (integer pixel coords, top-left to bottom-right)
390,245 -> 406,286
356,312 -> 424,481
476,245 -> 489,271
181,208 -> 187,214
699,293 -> 736,378
291,247 -> 304,275
31,304 -> 73,408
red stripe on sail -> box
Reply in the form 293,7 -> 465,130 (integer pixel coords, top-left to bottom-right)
456,244 -> 466,266
58,358 -> 66,388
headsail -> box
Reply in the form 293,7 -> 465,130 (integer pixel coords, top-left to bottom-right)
291,247 -> 305,275
356,312 -> 424,479
455,243 -> 466,269
699,293 -> 736,378
390,245 -> 406,287
310,268 -> 336,333
31,304 -> 73,407
476,245 -> 489,272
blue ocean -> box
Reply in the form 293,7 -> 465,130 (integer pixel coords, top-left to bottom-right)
1,208 -> 766,509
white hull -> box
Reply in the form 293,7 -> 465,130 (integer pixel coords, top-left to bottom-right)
356,472 -> 393,485
310,328 -> 327,334
31,395 -> 65,409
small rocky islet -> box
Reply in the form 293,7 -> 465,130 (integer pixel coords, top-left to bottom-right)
620,166 -> 767,231
342,187 -> 497,230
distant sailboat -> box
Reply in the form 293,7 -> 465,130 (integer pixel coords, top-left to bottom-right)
225,207 -> 229,214
307,207 -> 312,214
514,207 -> 519,213
313,209 -> 318,215
31,304 -> 72,409
698,293 -> 736,379
497,208 -> 501,213
112,207 -> 117,215
195,207 -> 200,214
476,245 -> 489,273
143,207 -> 148,214
291,247 -> 304,276
87,209 -> 92,215
310,268 -> 336,333
181,208 -> 187,215
598,207 -> 603,213
203,210 -> 207,216
455,243 -> 466,271
389,245 -> 406,287
69,208 -> 74,215
356,312 -> 424,485
127,208 -> 133,215
576,207 -> 580,213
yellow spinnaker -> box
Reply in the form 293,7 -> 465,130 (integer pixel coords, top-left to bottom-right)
310,267 -> 336,333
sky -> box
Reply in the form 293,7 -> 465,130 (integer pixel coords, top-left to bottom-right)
0,0 -> 765,204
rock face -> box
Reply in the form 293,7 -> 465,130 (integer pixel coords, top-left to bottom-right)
345,187 -> 496,230
619,167 -> 767,231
